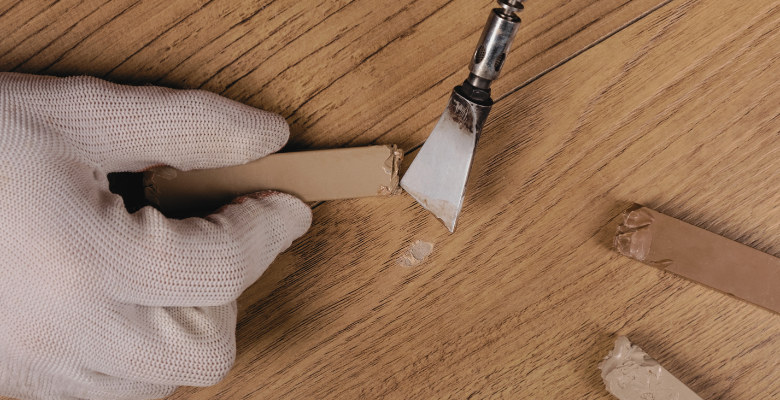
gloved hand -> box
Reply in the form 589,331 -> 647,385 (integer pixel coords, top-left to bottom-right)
0,73 -> 312,399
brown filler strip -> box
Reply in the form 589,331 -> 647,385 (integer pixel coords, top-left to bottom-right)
144,145 -> 402,218
615,205 -> 780,313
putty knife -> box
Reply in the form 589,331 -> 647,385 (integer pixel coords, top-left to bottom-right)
401,0 -> 524,232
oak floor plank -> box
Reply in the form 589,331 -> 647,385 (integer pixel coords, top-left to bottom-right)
168,0 -> 779,398
1,0 -> 669,151
0,0 -> 106,67
0,1 -> 23,18
0,0 -> 58,42
1,0 -> 777,399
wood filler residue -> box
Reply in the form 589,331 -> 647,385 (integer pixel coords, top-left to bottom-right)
398,240 -> 434,267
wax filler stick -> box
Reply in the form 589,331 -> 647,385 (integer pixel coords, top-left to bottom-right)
140,145 -> 402,218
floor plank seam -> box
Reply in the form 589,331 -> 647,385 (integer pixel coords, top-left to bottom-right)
496,0 -> 675,103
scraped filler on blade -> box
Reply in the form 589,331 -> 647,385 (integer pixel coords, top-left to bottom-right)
401,0 -> 524,232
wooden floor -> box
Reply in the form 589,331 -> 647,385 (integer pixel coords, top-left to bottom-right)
2,0 -> 778,398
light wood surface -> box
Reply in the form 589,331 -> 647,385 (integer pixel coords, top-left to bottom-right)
1,0 -> 778,399
0,0 -> 669,151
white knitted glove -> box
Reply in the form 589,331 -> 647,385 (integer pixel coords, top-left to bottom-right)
0,73 -> 312,400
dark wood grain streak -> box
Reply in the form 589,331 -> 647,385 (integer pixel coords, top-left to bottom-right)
0,0 -> 112,69
226,2 -> 368,106
102,0 -> 221,77
38,0 -> 144,72
0,1 -> 24,18
0,0 -> 64,59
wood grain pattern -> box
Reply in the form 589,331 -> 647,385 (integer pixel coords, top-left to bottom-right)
0,0 -> 669,151
169,0 -> 780,398
1,0 -> 778,398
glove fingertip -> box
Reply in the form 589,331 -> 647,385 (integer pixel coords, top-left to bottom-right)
227,99 -> 290,161
256,191 -> 313,241
264,112 -> 291,153
215,191 -> 311,291
221,190 -> 312,248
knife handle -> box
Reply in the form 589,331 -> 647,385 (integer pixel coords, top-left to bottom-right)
467,0 -> 524,90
